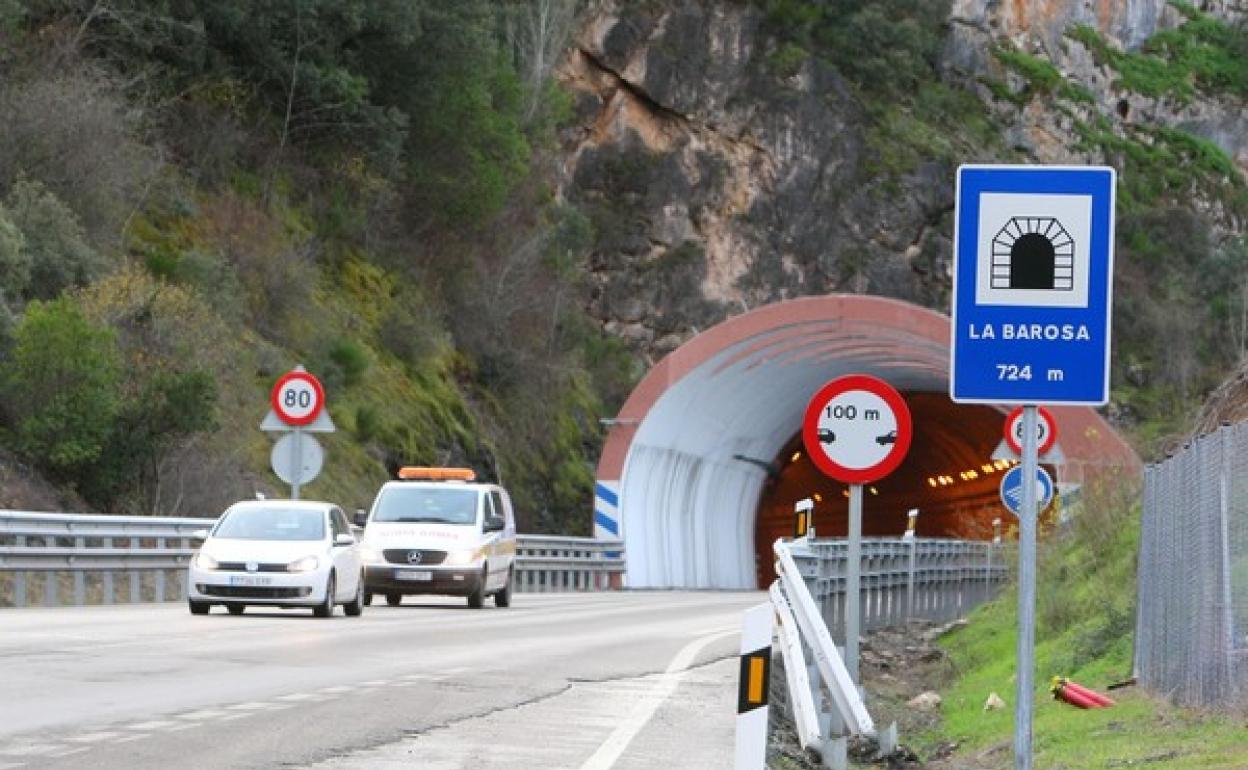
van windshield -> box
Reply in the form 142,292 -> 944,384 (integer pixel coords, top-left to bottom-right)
373,487 -> 479,525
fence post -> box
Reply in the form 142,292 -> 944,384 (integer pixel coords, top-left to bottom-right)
1218,426 -> 1236,703
73,536 -> 86,606
14,535 -> 26,607
906,538 -> 917,620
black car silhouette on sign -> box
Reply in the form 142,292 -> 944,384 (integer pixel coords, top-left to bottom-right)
876,430 -> 897,446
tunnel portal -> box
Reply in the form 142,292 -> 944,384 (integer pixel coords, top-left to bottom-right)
594,295 -> 1138,589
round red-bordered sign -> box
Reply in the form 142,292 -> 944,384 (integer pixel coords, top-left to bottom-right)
1003,406 -> 1057,456
271,370 -> 326,427
802,375 -> 912,484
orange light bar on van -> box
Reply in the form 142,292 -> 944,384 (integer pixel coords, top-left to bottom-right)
398,466 -> 476,481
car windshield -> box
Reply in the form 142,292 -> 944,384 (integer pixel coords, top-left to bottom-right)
213,506 -> 326,541
372,487 -> 479,525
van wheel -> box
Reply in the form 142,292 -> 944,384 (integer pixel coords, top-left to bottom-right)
188,600 -> 210,615
494,568 -> 513,608
385,593 -> 402,607
467,566 -> 487,609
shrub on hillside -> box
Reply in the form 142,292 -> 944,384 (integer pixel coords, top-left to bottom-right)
0,69 -> 158,243
4,179 -> 107,301
4,297 -> 121,476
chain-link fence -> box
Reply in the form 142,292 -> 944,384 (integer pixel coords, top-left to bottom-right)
1135,422 -> 1248,708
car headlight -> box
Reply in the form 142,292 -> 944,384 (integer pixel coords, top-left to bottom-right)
287,555 -> 320,573
360,546 -> 383,564
444,548 -> 481,566
195,552 -> 219,570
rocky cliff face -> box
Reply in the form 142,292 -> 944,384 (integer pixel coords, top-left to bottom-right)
555,0 -> 1248,366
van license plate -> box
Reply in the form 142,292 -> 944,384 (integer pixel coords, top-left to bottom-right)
228,576 -> 272,587
396,570 -> 432,581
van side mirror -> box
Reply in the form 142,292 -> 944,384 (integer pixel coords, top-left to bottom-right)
484,515 -> 505,533
353,509 -> 368,527
334,533 -> 355,546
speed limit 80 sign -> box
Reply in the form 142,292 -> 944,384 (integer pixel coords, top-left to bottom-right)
271,370 -> 326,427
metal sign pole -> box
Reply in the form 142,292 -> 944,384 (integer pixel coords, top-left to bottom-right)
1015,405 -> 1039,770
846,482 -> 863,684
291,427 -> 303,500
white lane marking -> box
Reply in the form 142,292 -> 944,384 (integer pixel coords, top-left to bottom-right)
47,747 -> 89,758
227,702 -> 278,711
68,731 -> 123,743
275,693 -> 332,703
578,628 -> 737,770
164,723 -> 200,732
110,735 -> 147,745
360,680 -> 387,687
0,761 -> 26,769
0,745 -> 62,756
217,714 -> 248,722
400,674 -> 432,681
317,686 -> 354,694
177,710 -> 230,721
125,721 -> 177,731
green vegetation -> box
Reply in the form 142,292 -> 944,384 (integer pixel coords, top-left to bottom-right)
991,47 -> 1095,105
1068,3 -> 1248,101
926,480 -> 1247,769
757,0 -> 1006,177
0,0 -> 620,530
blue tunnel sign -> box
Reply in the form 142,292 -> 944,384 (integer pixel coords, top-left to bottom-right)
951,165 -> 1116,405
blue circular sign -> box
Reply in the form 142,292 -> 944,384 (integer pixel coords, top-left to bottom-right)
999,465 -> 1054,517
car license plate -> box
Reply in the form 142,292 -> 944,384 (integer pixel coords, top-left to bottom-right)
396,570 -> 432,581
228,576 -> 272,587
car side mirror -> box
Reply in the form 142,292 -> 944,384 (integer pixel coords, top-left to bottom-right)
484,515 -> 505,533
192,528 -> 210,540
353,509 -> 368,527
334,533 -> 355,546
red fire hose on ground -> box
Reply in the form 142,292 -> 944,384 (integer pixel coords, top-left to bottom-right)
1051,676 -> 1116,708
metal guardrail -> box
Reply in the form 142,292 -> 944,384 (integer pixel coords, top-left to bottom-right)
0,511 -> 625,607
788,536 -> 1007,637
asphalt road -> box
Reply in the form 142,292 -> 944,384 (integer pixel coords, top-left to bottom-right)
0,591 -> 764,770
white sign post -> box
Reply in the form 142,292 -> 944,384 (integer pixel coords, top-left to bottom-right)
265,367 -> 332,499
802,375 -> 912,686
951,165 -> 1116,770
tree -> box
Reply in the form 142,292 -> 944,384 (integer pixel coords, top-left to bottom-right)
4,297 -> 121,477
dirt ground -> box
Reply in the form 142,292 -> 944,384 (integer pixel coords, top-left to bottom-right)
767,620 -> 969,770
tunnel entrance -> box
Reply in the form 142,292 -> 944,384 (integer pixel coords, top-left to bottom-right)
594,295 -> 1138,590
751,393 -> 1061,587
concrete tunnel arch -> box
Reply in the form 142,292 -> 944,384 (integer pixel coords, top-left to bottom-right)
592,295 -> 1140,590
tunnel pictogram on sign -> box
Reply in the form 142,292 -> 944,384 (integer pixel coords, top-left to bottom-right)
991,217 -> 1074,291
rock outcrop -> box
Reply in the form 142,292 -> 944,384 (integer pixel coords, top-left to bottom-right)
556,0 -> 1248,363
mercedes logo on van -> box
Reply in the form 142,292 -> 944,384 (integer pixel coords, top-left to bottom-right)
246,561 -> 258,573
406,551 -> 423,565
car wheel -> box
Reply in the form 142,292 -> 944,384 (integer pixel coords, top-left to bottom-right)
314,573 -> 336,618
226,603 -> 245,616
188,600 -> 210,615
363,592 -> 373,607
493,568 -> 513,608
385,593 -> 402,607
343,573 -> 365,617
467,566 -> 487,609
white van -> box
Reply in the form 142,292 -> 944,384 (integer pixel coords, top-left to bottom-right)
357,467 -> 517,608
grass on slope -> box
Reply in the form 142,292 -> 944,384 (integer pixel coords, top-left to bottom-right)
919,477 -> 1248,770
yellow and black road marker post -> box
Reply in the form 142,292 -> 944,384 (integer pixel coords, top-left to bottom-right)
794,497 -> 813,539
734,603 -> 774,769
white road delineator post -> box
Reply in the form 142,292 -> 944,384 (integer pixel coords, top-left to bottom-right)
734,603 -> 774,770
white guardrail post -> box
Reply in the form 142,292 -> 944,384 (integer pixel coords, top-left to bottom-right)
734,602 -> 774,770
0,511 -> 626,607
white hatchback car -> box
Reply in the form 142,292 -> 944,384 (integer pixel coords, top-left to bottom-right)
187,500 -> 365,617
